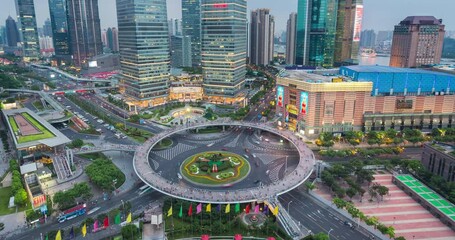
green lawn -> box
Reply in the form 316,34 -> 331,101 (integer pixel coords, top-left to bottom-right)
10,112 -> 56,144
153,138 -> 173,149
118,126 -> 153,143
32,101 -> 44,111
0,187 -> 30,216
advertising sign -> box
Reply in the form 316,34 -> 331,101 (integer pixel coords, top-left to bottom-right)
353,5 -> 363,42
277,86 -> 284,107
300,91 -> 309,115
396,100 -> 413,109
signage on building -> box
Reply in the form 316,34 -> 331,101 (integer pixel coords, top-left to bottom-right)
213,3 -> 228,8
286,104 -> 298,115
300,91 -> 309,116
353,5 -> 363,42
396,99 -> 413,109
277,86 -> 284,107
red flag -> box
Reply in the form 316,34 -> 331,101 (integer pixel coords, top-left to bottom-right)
103,216 -> 109,228
188,203 -> 193,216
245,204 -> 250,214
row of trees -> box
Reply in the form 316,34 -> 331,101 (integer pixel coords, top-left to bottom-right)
85,157 -> 125,191
10,160 -> 28,206
316,128 -> 427,148
53,182 -> 92,210
332,198 -> 396,239
432,127 -> 455,142
319,146 -> 404,158
0,130 -> 10,153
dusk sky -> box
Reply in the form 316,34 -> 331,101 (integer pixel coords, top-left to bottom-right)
2,0 -> 455,34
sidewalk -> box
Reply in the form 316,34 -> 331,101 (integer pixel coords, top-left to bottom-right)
104,151 -> 138,195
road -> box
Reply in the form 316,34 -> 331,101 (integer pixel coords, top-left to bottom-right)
9,186 -> 164,240
244,88 -> 276,121
279,190 -> 371,240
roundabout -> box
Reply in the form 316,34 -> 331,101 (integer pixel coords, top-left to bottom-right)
180,151 -> 250,186
133,118 -> 316,203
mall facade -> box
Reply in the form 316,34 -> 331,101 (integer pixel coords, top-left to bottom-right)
276,65 -> 455,137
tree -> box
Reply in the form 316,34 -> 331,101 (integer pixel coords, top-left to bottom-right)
333,198 -> 347,209
346,187 -> 357,201
305,182 -> 316,192
69,139 -> 84,148
377,185 -> 389,201
121,224 -> 139,240
317,132 -> 335,148
85,158 -> 125,191
129,114 -> 140,123
365,216 -> 379,227
14,188 -> 28,206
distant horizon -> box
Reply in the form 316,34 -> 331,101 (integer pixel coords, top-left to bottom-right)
2,0 -> 455,34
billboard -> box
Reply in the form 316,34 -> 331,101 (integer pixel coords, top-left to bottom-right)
300,91 -> 309,115
277,86 -> 284,107
88,61 -> 98,68
353,5 -> 363,42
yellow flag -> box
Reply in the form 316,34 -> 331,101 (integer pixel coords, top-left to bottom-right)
167,206 -> 173,217
81,224 -> 87,237
206,203 -> 211,213
55,230 -> 62,240
273,206 -> 279,216
225,204 -> 230,213
126,212 -> 132,223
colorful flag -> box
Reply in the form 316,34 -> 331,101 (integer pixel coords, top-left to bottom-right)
263,205 -> 269,215
45,235 -> 49,240
196,203 -> 202,214
245,204 -> 250,214
273,206 -> 279,216
55,230 -> 62,240
179,204 -> 183,218
126,213 -> 132,223
167,206 -> 173,217
216,204 -> 221,212
225,204 -> 230,213
188,203 -> 193,216
81,223 -> 87,237
254,205 -> 259,213
235,203 -> 240,213
103,216 -> 109,228
94,220 -> 99,230
115,213 -> 121,224
206,203 -> 211,213
69,227 -> 74,238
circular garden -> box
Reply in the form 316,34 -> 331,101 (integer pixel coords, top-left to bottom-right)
180,151 -> 250,186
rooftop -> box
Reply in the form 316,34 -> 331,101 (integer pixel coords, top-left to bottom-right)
279,69 -> 341,83
400,16 -> 442,25
429,142 -> 455,156
342,65 -> 455,77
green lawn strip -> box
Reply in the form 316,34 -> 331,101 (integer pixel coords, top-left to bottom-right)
0,187 -> 30,216
16,112 -> 55,143
153,138 -> 173,149
8,116 -> 19,133
32,101 -> 44,111
396,175 -> 407,181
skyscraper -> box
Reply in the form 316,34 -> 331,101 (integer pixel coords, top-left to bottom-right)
49,0 -> 71,63
15,0 -> 40,60
390,16 -> 445,68
360,29 -> 376,48
116,0 -> 170,106
5,16 -> 20,47
67,0 -> 103,66
106,27 -> 113,50
295,0 -> 338,67
334,0 -> 363,66
170,36 -> 183,68
43,18 -> 53,37
249,9 -> 275,65
286,12 -> 297,65
168,18 -> 182,36
111,27 -> 118,52
201,0 -> 247,101
182,0 -> 201,66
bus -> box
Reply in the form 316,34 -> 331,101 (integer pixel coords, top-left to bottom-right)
57,204 -> 87,223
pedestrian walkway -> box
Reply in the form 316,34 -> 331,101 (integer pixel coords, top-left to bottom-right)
151,143 -> 194,160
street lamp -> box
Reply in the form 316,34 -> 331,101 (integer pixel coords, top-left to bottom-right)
328,228 -> 334,239
287,200 -> 293,213
285,156 -> 288,174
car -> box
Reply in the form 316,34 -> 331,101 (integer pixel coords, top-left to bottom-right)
264,138 -> 269,142
243,154 -> 249,159
344,221 -> 353,228
254,180 -> 261,184
221,148 -> 227,151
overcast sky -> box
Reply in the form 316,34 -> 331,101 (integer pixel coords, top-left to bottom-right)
2,0 -> 455,34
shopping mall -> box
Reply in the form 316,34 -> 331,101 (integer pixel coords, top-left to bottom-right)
276,65 -> 455,137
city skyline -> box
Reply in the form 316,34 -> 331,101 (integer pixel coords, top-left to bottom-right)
2,0 -> 455,34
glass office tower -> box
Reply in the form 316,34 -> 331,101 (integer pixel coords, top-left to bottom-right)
49,0 -> 71,63
116,0 -> 170,106
295,0 -> 338,67
201,0 -> 247,101
182,0 -> 201,66
15,0 -> 40,61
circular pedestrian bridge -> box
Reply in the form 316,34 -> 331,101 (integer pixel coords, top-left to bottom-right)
133,118 -> 315,204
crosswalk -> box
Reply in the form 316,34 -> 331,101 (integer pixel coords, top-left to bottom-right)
268,163 -> 284,182
255,153 -> 285,164
150,159 -> 160,170
151,143 -> 195,160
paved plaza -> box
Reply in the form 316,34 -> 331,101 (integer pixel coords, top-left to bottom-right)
314,173 -> 455,240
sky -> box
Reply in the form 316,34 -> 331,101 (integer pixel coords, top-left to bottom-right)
2,0 -> 455,34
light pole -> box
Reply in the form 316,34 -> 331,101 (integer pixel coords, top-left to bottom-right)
285,155 -> 288,174
287,200 -> 293,213
328,228 -> 334,239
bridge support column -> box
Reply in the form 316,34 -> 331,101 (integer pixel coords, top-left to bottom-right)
196,128 -> 199,133
222,126 -> 225,131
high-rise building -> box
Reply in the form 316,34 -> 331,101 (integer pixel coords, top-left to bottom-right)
249,9 -> 275,65
116,0 -> 170,106
15,0 -> 40,60
106,28 -> 113,50
170,35 -> 192,68
0,26 -> 6,45
43,18 -> 53,37
376,31 -> 393,45
201,0 -> 247,101
5,16 -> 20,47
334,0 -> 363,66
168,18 -> 182,36
295,0 -> 338,67
49,0 -> 71,63
67,0 -> 103,66
101,29 -> 107,46
182,0 -> 201,66
182,35 -> 192,67
390,16 -> 445,68
286,12 -> 297,65
111,27 -> 118,52
360,29 -> 376,48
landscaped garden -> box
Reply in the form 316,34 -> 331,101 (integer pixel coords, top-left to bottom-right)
181,151 -> 250,185
7,112 -> 55,143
